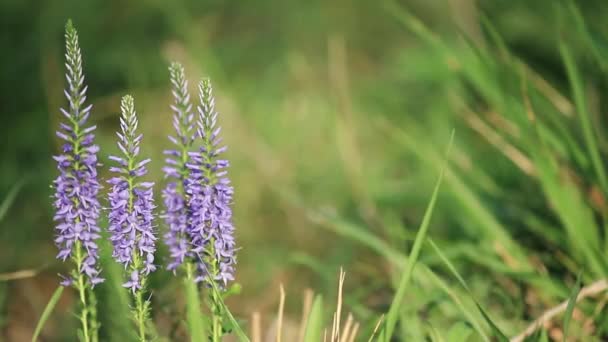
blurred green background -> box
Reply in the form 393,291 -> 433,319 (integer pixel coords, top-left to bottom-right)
3,0 -> 608,340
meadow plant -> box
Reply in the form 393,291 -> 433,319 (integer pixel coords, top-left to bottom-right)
162,65 -> 237,340
186,78 -> 237,340
51,20 -> 102,342
107,95 -> 157,341
162,62 -> 196,273
186,78 -> 236,287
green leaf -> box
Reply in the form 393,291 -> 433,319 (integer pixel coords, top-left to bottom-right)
563,273 -> 582,342
96,231 -> 134,341
428,239 -> 503,341
564,0 -> 608,71
31,286 -> 64,342
303,295 -> 324,342
383,131 -> 453,341
184,277 -> 207,342
476,303 -> 508,342
426,323 -> 446,342
559,39 -> 608,194
0,179 -> 25,223
446,322 -> 473,342
207,277 -> 249,342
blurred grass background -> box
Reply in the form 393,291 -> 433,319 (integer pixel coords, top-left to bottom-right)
2,0 -> 608,340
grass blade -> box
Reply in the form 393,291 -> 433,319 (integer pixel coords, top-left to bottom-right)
563,273 -> 582,341
559,40 -> 607,193
303,295 -> 324,342
475,303 -> 508,342
383,131 -> 453,340
446,322 -> 473,342
0,179 -> 24,223
427,239 -> 489,341
207,277 -> 250,342
429,238 -> 511,341
31,285 -> 63,342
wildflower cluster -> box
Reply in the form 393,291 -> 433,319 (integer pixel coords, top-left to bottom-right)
51,21 -> 238,342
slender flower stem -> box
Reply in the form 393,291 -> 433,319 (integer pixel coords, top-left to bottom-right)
88,288 -> 99,342
204,241 -> 223,342
126,129 -> 148,342
74,241 -> 90,342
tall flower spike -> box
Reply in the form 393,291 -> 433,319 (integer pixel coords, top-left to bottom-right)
187,78 -> 236,286
162,62 -> 196,272
108,95 -> 157,292
52,19 -> 103,286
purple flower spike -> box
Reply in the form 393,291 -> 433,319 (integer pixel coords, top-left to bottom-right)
187,78 -> 236,286
52,20 -> 103,286
162,62 -> 196,272
108,95 -> 157,293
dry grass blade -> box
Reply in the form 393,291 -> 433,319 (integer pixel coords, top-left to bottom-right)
339,313 -> 353,342
331,312 -> 337,341
277,284 -> 286,342
510,279 -> 608,342
347,322 -> 359,342
463,111 -> 535,176
368,315 -> 384,342
251,312 -> 262,342
331,268 -> 346,341
0,269 -> 40,282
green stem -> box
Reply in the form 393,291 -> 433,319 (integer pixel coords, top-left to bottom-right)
74,241 -> 90,342
206,242 -> 223,342
126,148 -> 149,342
135,287 -> 147,342
88,287 -> 99,342
213,314 -> 221,342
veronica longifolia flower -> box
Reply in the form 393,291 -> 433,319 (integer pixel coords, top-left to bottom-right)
186,79 -> 236,286
108,95 -> 157,292
162,62 -> 196,272
52,20 -> 103,286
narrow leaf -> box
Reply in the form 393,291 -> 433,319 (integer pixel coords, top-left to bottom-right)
563,273 -> 582,342
303,295 -> 324,342
446,322 -> 473,342
184,278 -> 207,342
0,179 -> 24,223
559,40 -> 608,194
31,286 -> 64,342
383,131 -> 453,340
476,303 -> 508,342
208,278 -> 250,342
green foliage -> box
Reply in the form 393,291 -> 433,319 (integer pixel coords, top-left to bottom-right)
562,273 -> 582,341
303,295 -> 324,342
184,265 -> 207,342
32,286 -> 64,342
0,179 -> 23,223
383,132 -> 452,340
